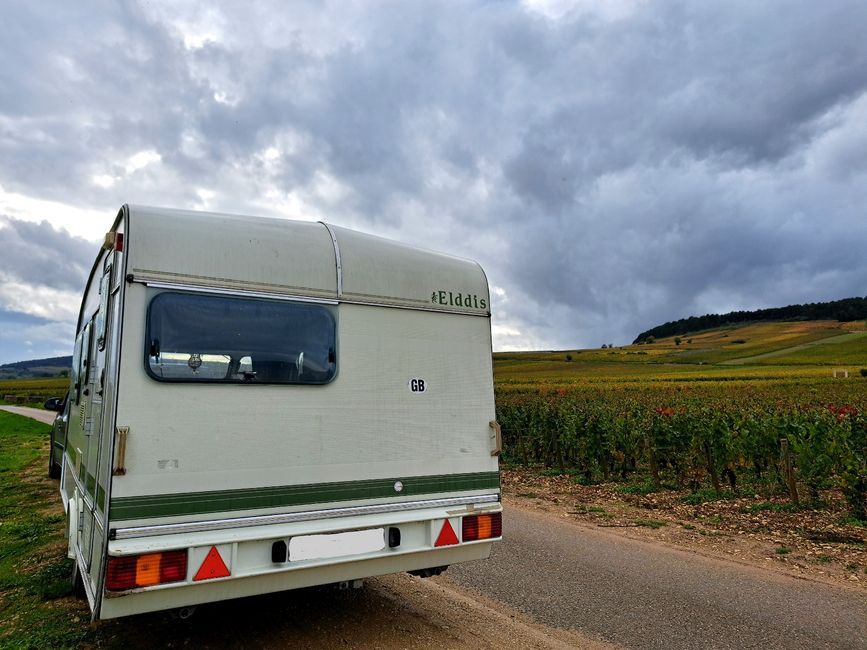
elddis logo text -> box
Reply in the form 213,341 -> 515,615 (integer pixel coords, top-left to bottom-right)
431,290 -> 487,310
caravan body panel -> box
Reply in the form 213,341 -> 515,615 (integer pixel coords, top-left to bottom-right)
60,205 -> 500,619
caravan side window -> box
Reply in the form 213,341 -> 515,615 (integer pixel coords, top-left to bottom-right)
145,292 -> 337,384
71,331 -> 84,402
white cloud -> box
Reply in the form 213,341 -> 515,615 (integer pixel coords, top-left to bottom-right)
124,150 -> 162,175
522,0 -> 647,21
0,186 -> 107,240
92,174 -> 115,188
0,273 -> 81,322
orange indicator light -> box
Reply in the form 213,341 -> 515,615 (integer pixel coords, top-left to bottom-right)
135,553 -> 162,586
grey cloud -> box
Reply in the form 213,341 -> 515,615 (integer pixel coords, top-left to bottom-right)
2,0 -> 867,356
0,307 -> 52,328
0,216 -> 94,291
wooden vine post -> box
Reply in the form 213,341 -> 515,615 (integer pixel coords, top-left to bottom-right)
780,438 -> 799,505
705,443 -> 721,493
647,434 -> 660,489
518,431 -> 530,468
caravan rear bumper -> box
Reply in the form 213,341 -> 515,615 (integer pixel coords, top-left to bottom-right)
99,497 -> 501,619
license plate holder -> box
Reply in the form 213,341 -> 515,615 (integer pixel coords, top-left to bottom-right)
289,528 -> 385,561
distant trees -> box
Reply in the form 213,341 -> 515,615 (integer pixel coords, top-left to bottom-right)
633,296 -> 867,344
674,337 -> 682,346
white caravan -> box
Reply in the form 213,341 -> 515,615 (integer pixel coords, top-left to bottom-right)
57,205 -> 502,619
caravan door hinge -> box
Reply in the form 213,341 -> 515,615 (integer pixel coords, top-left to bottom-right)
112,427 -> 129,476
489,421 -> 502,457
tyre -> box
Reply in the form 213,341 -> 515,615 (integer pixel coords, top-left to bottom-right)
71,560 -> 86,598
48,426 -> 61,479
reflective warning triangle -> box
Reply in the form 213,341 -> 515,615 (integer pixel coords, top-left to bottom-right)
194,546 -> 231,581
434,520 -> 459,547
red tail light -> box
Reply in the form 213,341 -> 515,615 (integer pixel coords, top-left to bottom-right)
106,550 -> 187,591
462,512 -> 502,542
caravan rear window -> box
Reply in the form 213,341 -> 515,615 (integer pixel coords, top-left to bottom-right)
145,292 -> 336,384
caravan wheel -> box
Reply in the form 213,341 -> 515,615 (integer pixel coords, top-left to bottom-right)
48,427 -> 61,479
70,561 -> 86,598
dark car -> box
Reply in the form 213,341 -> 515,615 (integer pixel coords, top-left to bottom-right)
44,394 -> 69,479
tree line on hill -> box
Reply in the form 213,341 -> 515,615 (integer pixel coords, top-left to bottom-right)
0,355 -> 72,379
633,296 -> 867,344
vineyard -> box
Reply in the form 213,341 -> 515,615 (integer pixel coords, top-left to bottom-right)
495,321 -> 867,520
0,377 -> 68,405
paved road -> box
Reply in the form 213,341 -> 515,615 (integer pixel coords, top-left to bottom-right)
0,405 -> 57,425
448,504 -> 867,649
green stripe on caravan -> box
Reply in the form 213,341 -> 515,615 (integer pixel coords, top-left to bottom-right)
109,471 -> 500,521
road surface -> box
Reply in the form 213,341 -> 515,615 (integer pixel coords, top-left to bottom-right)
449,502 -> 867,649
0,404 -> 57,425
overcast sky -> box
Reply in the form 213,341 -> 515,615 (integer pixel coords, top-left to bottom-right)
2,0 -> 867,364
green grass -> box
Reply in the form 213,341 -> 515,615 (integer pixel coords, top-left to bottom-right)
634,518 -> 667,529
0,411 -> 99,649
757,332 -> 867,366
680,489 -> 742,505
574,504 -> 608,514
775,546 -> 792,555
840,515 -> 867,528
615,480 -> 677,496
697,515 -> 723,525
0,412 -> 48,472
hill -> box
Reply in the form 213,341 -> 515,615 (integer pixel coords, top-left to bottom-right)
494,319 -> 867,386
0,355 -> 72,379
633,296 -> 867,343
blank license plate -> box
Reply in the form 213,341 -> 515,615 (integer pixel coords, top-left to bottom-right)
290,528 -> 385,561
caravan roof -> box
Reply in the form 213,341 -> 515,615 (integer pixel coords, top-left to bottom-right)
123,205 -> 490,315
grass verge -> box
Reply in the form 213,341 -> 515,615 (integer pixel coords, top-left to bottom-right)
0,411 -> 96,649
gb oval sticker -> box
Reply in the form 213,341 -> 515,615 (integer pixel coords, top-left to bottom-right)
408,378 -> 427,394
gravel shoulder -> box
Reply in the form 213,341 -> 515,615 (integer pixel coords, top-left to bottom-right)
503,469 -> 867,592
